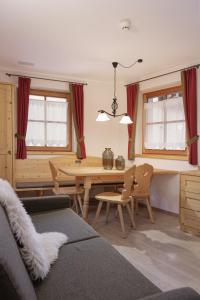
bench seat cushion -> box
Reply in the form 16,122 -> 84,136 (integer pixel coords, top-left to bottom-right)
31,208 -> 99,244
16,181 -> 75,189
34,237 -> 160,300
16,181 -> 124,189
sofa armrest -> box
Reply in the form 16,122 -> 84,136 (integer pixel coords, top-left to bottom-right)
141,288 -> 200,300
21,195 -> 70,214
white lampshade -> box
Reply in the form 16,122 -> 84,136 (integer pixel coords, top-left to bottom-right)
120,115 -> 133,124
96,112 -> 110,122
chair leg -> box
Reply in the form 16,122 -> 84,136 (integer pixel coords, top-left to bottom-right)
126,203 -> 136,229
74,195 -> 79,214
105,202 -> 110,224
71,196 -> 75,210
77,194 -> 83,216
117,204 -> 126,238
145,196 -> 155,223
131,197 -> 135,216
92,201 -> 103,228
115,207 -> 118,218
135,199 -> 139,214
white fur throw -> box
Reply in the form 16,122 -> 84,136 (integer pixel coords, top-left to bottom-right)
0,179 -> 68,280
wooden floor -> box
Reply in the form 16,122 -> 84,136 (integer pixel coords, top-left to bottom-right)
88,206 -> 200,293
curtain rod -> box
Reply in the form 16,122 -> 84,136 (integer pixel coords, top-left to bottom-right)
125,63 -> 200,87
5,73 -> 88,85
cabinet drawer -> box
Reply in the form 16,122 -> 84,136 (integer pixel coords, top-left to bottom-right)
181,208 -> 200,230
181,175 -> 200,193
181,191 -> 200,211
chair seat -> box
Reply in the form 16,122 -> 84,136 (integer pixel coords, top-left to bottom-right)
53,186 -> 84,195
95,192 -> 130,204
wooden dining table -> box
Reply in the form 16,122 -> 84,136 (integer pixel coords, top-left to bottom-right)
59,166 -> 178,220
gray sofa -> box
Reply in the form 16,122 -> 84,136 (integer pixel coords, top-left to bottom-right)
0,195 -> 200,300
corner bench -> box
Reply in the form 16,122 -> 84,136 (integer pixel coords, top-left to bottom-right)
14,155 -> 124,196
15,180 -> 124,196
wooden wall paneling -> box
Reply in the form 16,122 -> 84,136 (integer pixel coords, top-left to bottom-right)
0,83 -> 14,184
14,155 -> 102,184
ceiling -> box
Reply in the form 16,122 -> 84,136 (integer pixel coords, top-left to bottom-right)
0,0 -> 200,83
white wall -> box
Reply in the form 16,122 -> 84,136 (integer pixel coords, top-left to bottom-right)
1,68 -> 200,214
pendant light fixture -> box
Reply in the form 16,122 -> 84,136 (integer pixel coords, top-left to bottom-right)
96,59 -> 143,124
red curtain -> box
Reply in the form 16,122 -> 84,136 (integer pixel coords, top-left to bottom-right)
16,77 -> 31,159
127,84 -> 139,160
181,68 -> 198,165
71,84 -> 86,159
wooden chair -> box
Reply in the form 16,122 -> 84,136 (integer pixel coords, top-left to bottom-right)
132,163 -> 154,223
92,166 -> 136,238
49,160 -> 84,216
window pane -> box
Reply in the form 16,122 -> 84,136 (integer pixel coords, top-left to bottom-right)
28,99 -> 45,121
145,101 -> 164,123
46,98 -> 67,122
26,121 -> 45,146
46,123 -> 67,147
144,124 -> 164,149
165,97 -> 185,121
165,122 -> 186,150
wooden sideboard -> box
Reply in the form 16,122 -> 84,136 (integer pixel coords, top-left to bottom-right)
180,170 -> 200,235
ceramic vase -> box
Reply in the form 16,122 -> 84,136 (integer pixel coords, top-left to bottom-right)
115,155 -> 125,170
102,148 -> 114,170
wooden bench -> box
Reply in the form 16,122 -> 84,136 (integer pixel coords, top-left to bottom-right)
14,155 -> 123,196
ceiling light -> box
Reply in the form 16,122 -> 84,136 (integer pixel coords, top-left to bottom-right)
96,59 -> 143,124
120,114 -> 133,124
96,111 -> 110,122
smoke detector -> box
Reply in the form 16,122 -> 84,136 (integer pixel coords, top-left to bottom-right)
120,19 -> 131,31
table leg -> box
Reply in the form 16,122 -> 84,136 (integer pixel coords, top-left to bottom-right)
83,176 -> 92,221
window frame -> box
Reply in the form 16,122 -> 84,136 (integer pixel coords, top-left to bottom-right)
27,89 -> 72,152
142,86 -> 187,157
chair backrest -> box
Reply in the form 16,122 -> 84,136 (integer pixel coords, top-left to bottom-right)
0,204 -> 37,300
134,164 -> 154,194
121,165 -> 136,200
49,160 -> 59,190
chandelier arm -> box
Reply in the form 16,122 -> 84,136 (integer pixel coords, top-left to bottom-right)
118,58 -> 143,69
98,110 -> 127,118
118,60 -> 137,68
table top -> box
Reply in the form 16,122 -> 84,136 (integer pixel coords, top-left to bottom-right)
59,166 -> 179,177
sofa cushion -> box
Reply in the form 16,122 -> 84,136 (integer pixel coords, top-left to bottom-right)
31,208 -> 99,244
34,237 -> 160,300
0,205 -> 37,300
141,287 -> 200,300
21,195 -> 70,214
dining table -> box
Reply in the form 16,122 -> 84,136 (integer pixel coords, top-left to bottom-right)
59,166 -> 178,220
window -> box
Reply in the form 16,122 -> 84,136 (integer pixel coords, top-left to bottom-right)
26,89 -> 72,151
143,86 -> 187,156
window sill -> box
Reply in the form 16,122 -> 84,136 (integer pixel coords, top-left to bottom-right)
135,153 -> 188,161
27,151 -> 76,156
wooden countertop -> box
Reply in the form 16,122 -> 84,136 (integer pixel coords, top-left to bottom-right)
180,170 -> 200,176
